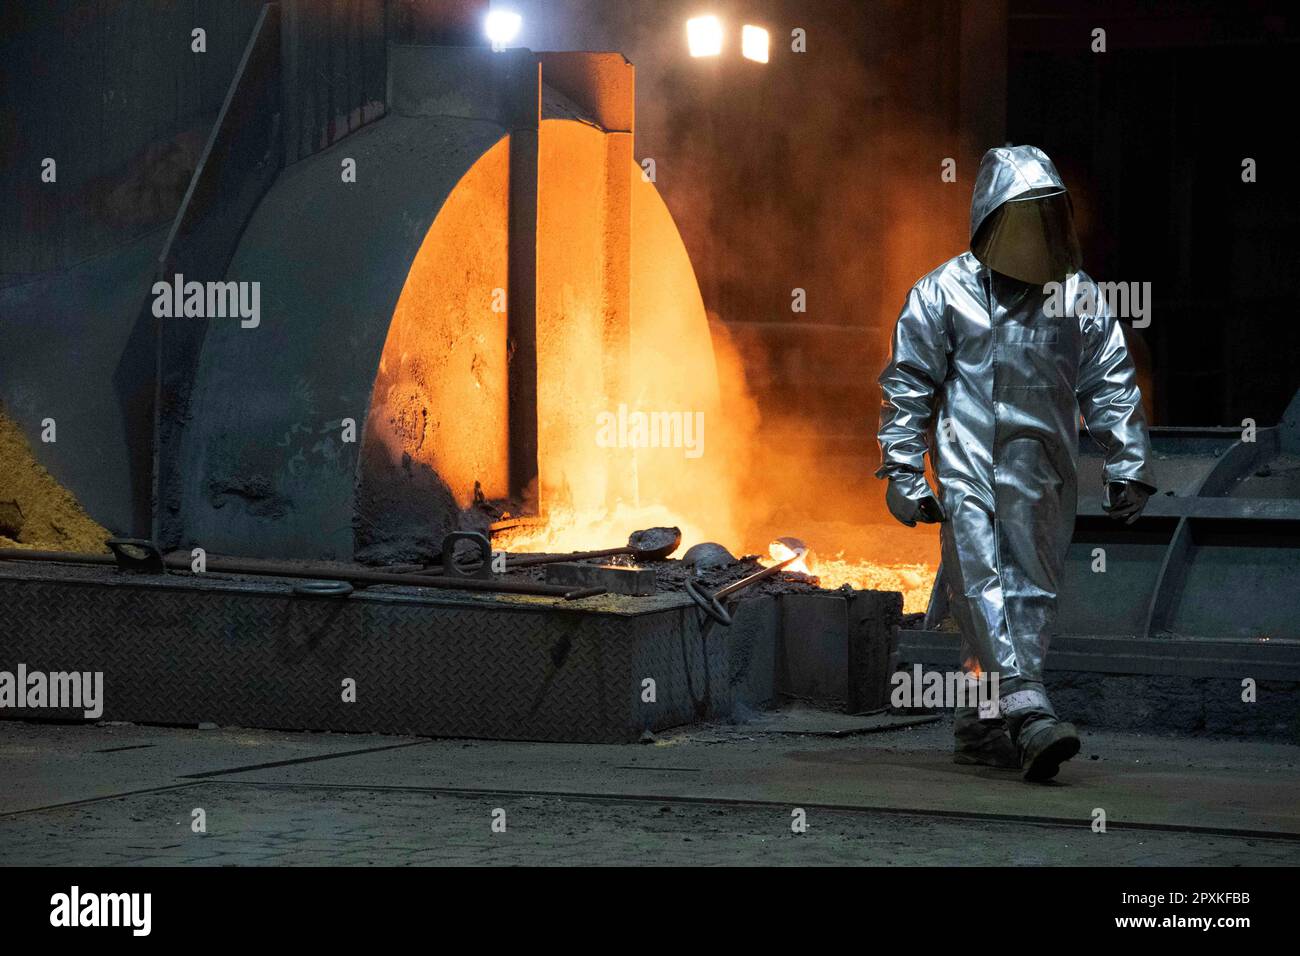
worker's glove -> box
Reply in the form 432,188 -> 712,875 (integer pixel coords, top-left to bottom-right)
885,476 -> 946,527
1103,480 -> 1152,525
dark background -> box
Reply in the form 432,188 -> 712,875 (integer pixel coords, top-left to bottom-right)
1008,0 -> 1299,427
514,0 -> 1300,443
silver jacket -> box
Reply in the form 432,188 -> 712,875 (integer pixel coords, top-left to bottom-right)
877,146 -> 1154,690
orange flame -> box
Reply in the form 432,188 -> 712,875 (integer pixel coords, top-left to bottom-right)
768,539 -> 815,575
477,132 -> 937,612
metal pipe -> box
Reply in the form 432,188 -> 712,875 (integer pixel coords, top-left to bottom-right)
0,548 -> 604,601
506,546 -> 629,568
0,549 -> 116,565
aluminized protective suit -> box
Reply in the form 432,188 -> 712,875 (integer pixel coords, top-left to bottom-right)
877,146 -> 1154,711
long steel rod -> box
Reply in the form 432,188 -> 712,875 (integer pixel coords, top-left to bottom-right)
505,546 -> 632,569
0,548 -> 604,600
714,555 -> 800,600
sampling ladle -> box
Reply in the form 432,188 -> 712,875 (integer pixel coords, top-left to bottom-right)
503,526 -> 682,569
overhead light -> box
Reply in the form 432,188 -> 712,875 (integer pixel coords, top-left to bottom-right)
742,24 -> 769,63
687,15 -> 723,57
485,9 -> 522,51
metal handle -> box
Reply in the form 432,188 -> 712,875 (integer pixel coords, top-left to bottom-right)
441,532 -> 492,579
685,576 -> 732,627
293,580 -> 354,597
106,537 -> 165,573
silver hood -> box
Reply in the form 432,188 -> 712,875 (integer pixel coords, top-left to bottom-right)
969,145 -> 1068,241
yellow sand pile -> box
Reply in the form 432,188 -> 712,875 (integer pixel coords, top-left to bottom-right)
0,409 -> 111,553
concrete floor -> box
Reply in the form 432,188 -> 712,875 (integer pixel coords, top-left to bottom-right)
2,710 -> 1298,866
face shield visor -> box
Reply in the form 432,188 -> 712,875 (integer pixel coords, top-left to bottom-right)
971,188 -> 1082,285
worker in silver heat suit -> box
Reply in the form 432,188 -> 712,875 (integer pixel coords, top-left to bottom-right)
877,145 -> 1156,782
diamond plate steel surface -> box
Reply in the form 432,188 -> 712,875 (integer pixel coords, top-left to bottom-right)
0,562 -> 734,743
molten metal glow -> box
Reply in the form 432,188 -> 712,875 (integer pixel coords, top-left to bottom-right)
823,559 -> 936,613
742,25 -> 769,63
503,142 -> 938,611
366,138 -> 510,509
497,504 -> 707,561
761,543 -> 933,614
499,126 -> 743,559
769,538 -> 814,575
687,16 -> 724,57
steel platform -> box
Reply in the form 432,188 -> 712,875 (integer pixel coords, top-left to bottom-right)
0,559 -> 900,743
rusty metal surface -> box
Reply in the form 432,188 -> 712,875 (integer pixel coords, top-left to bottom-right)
0,560 -> 727,743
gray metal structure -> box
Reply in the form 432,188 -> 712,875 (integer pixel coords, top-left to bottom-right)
907,389 -> 1300,679
0,557 -> 900,741
2,0 -> 471,536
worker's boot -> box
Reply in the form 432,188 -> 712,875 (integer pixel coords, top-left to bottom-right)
952,707 -> 1019,769
1003,684 -> 1079,782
